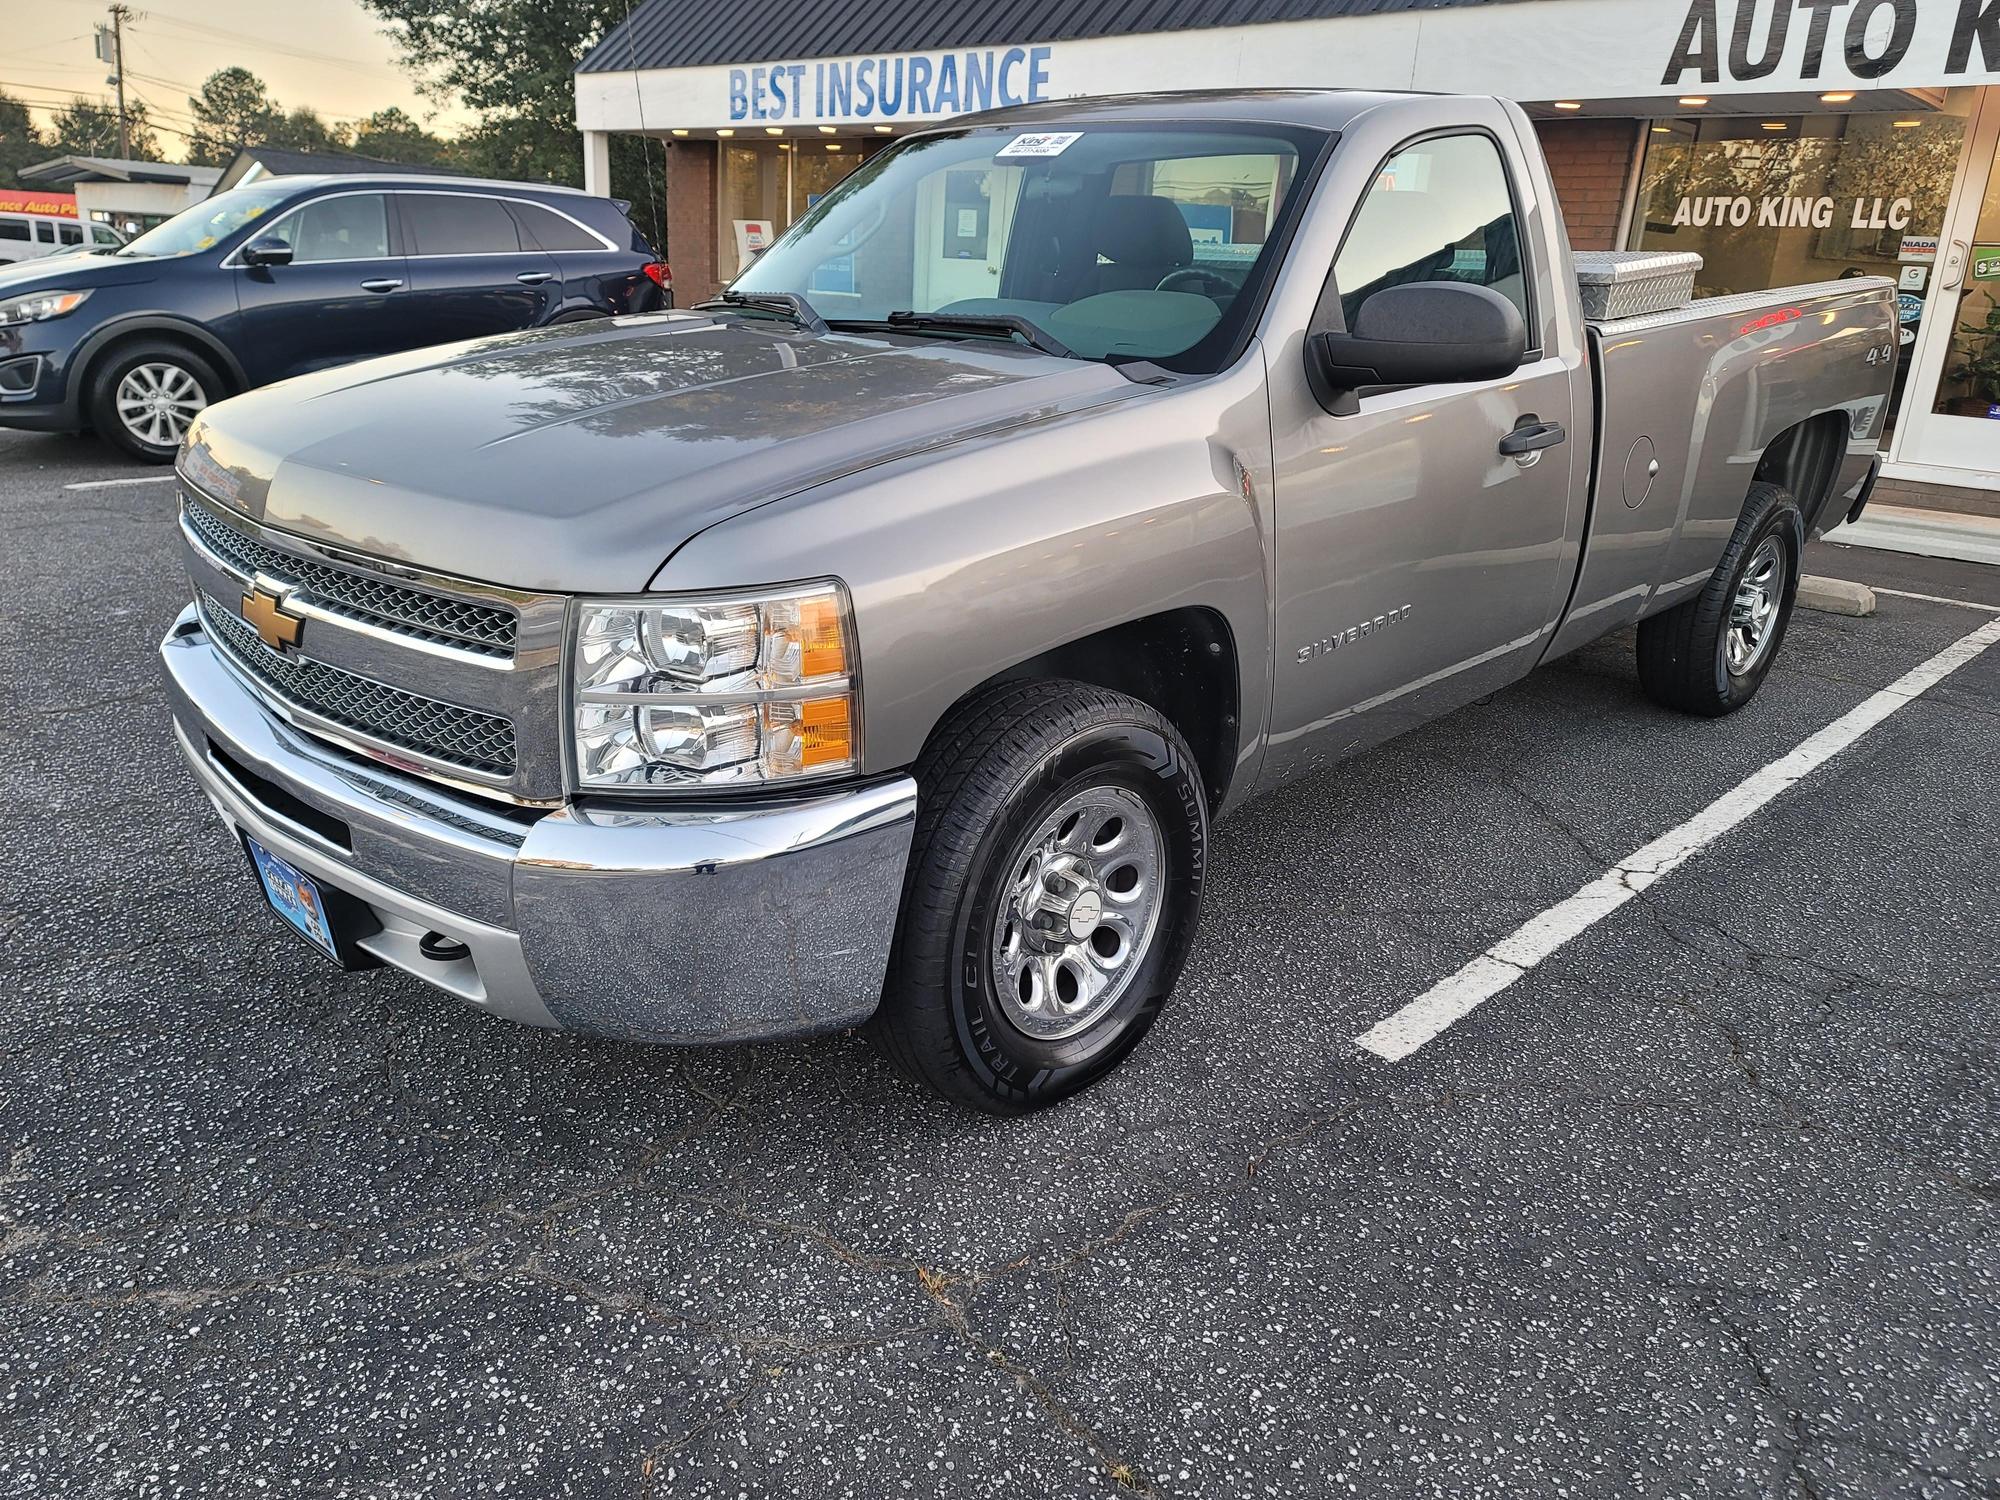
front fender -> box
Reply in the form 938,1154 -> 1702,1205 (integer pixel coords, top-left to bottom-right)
654,348 -> 1278,797
64,311 -> 250,409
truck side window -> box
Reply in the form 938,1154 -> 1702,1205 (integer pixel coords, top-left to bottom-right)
1334,133 -> 1532,343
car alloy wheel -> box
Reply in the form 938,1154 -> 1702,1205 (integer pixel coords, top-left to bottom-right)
115,361 -> 207,450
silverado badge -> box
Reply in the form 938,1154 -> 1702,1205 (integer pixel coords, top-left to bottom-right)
242,583 -> 305,654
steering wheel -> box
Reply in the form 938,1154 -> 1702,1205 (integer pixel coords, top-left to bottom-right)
1154,268 -> 1233,298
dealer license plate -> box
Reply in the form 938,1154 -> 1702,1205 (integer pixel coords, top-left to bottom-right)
246,837 -> 342,962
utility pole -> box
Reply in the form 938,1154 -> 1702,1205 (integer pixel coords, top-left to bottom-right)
108,5 -> 132,159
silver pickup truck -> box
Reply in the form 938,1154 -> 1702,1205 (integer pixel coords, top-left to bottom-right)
160,89 -> 1894,1113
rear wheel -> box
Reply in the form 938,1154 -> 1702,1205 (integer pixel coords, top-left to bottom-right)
870,680 -> 1208,1114
87,339 -> 221,463
1637,480 -> 1804,717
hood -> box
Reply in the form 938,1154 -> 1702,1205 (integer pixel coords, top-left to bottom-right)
183,312 -> 1144,593
0,252 -> 154,296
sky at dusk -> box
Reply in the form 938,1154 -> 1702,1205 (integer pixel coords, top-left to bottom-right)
6,0 -> 479,156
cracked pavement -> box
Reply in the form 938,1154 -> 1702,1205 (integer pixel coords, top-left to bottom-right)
1,428 -> 1997,1498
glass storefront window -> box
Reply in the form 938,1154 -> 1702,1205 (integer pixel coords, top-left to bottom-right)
719,141 -> 868,281
1931,148 -> 2000,418
1631,104 -> 1969,436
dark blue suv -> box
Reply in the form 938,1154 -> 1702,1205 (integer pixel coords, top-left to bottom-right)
0,174 -> 669,461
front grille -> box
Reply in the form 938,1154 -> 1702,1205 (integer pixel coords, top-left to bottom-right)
185,500 -> 517,658
200,592 -> 518,778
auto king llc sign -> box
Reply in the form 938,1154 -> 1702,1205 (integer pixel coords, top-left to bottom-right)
1661,0 -> 2000,90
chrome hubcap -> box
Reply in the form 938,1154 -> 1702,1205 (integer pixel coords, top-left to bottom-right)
991,785 -> 1165,1041
1726,536 -> 1786,675
115,362 -> 207,449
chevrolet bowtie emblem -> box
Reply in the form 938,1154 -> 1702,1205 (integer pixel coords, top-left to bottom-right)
241,583 -> 305,654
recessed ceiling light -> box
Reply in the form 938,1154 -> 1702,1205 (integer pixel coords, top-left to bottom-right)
825,143 -> 841,151
764,126 -> 783,135
670,128 -> 689,136
873,125 -> 893,133
1821,91 -> 1855,103
1679,96 -> 1709,107
817,125 -> 837,134
1553,101 -> 1582,111
1893,118 -> 1922,128
1762,121 -> 1788,130
1652,125 -> 1673,133
777,142 -> 790,150
716,127 -> 735,137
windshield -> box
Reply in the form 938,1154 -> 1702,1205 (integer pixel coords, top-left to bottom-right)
731,124 -> 1322,370
116,184 -> 294,259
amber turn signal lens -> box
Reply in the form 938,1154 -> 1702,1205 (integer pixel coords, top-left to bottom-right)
797,695 -> 854,769
797,595 -> 848,679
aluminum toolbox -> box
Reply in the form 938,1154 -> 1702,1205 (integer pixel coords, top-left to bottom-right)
1572,250 -> 1703,321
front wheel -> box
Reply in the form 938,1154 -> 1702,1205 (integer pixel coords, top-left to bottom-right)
870,680 -> 1208,1114
87,340 -> 221,463
1637,480 -> 1804,717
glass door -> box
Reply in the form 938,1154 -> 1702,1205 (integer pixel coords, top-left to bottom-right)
1893,91 -> 2000,479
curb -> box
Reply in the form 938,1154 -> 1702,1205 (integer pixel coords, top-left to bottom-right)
1798,575 -> 1876,617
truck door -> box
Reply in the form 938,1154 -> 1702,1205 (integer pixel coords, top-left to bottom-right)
1265,129 -> 1581,781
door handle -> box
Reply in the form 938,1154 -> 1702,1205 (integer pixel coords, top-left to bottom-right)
516,271 -> 556,285
359,278 -> 402,293
1499,419 -> 1567,459
1941,238 -> 1969,291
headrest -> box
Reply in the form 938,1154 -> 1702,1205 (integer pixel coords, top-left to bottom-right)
1092,195 -> 1194,268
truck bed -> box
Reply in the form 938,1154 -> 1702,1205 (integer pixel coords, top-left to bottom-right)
1546,276 -> 1898,660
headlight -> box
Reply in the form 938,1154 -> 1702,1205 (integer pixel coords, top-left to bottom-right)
571,583 -> 859,790
0,289 -> 91,327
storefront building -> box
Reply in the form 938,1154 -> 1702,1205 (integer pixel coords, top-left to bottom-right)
577,0 -> 2000,509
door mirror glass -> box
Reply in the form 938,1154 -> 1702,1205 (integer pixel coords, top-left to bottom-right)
240,236 -> 295,267
1307,280 -> 1527,401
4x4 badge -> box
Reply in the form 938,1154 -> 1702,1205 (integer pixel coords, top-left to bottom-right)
241,583 -> 305,654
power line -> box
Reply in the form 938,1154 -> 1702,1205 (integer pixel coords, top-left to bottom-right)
140,12 -> 394,77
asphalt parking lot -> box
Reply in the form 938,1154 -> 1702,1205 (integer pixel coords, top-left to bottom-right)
2,427 -> 1996,1500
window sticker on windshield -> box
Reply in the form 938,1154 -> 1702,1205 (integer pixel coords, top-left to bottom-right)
995,131 -> 1083,159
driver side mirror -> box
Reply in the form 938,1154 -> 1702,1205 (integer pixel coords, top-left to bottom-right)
240,236 -> 294,268
1306,281 -> 1527,411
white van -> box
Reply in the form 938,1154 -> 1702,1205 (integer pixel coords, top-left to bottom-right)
0,208 -> 126,264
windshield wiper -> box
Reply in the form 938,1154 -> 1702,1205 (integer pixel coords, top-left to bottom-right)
698,289 -> 828,335
879,310 -> 1075,360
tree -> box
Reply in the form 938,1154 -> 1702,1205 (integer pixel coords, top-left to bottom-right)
0,89 -> 46,190
47,97 -> 160,161
350,106 -> 447,166
187,67 -> 279,166
359,1 -> 666,244
262,106 -> 352,155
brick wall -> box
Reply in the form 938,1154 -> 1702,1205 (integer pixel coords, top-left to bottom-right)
1534,119 -> 1641,252
665,140 -> 720,304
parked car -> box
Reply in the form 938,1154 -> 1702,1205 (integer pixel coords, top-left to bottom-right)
160,90 -> 1892,1113
0,193 -> 125,264
0,174 -> 669,460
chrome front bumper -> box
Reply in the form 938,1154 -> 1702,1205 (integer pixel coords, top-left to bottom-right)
159,605 -> 918,1043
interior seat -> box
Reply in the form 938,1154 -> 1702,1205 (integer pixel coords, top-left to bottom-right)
1082,195 -> 1195,296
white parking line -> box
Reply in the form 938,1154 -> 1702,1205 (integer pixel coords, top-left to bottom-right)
1355,614 -> 2000,1063
62,475 -> 178,491
1872,585 -> 2000,613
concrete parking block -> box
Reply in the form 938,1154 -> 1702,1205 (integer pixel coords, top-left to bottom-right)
1797,574 -> 1877,616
